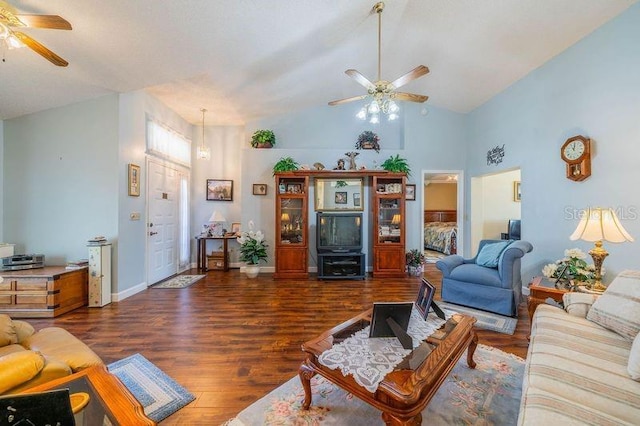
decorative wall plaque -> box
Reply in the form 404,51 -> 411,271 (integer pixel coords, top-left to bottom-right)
487,145 -> 505,166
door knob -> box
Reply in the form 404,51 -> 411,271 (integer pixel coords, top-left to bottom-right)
150,231 -> 158,236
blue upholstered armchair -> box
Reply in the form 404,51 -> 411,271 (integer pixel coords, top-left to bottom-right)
436,239 -> 533,317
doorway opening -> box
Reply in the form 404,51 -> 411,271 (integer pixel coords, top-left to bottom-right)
421,170 -> 464,262
470,168 -> 521,256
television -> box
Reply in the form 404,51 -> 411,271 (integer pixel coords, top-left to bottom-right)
317,212 -> 363,253
508,219 -> 521,240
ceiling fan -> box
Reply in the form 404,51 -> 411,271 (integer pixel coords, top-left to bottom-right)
0,1 -> 71,67
329,2 -> 429,122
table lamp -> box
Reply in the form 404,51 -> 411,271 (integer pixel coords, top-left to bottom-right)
281,213 -> 290,231
570,207 -> 634,291
208,210 -> 226,237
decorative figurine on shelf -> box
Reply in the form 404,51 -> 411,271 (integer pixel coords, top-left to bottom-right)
345,152 -> 359,170
333,158 -> 346,170
313,162 -> 325,170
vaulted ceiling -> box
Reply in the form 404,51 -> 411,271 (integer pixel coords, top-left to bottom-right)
1,0 -> 636,124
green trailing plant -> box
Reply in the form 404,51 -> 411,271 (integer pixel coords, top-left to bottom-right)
272,156 -> 299,175
251,129 -> 276,148
335,180 -> 347,188
237,221 -> 268,265
381,154 -> 411,175
355,130 -> 380,153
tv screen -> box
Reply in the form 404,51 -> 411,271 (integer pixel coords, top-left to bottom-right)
317,213 -> 363,253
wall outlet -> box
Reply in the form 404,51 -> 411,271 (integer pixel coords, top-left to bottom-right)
130,212 -> 141,220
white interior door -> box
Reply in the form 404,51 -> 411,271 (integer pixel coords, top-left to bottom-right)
147,160 -> 179,284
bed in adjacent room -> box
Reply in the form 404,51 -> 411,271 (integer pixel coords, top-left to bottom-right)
423,210 -> 458,255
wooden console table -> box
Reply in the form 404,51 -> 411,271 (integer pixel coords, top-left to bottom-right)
195,235 -> 237,272
0,266 -> 88,318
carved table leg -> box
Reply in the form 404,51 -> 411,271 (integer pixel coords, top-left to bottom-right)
298,362 -> 316,410
381,411 -> 422,425
467,331 -> 478,369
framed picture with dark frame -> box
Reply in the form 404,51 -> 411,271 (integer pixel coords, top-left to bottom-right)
335,191 -> 347,204
128,164 -> 140,197
415,278 -> 436,320
207,179 -> 233,201
253,183 -> 267,196
353,192 -> 361,207
405,184 -> 416,201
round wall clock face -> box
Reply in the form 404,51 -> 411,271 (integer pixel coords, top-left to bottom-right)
562,139 -> 585,161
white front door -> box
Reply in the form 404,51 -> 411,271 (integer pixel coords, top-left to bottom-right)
147,160 -> 179,284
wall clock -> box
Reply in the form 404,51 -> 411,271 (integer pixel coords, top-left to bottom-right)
560,135 -> 591,181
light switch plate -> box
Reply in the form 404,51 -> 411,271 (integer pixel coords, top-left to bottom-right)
130,212 -> 141,220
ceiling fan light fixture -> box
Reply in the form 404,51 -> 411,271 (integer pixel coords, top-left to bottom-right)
369,113 -> 380,124
356,108 -> 367,120
388,112 -> 398,121
368,100 -> 380,114
388,101 -> 399,113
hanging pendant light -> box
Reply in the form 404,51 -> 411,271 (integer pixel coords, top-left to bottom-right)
197,108 -> 211,160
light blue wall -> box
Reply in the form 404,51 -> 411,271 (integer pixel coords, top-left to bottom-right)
4,95 -> 119,265
466,3 -> 640,284
243,103 -> 466,269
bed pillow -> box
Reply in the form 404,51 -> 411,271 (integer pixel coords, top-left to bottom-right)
587,270 -> 640,340
476,241 -> 511,268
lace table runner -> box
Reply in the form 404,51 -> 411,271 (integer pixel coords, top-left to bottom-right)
318,307 -> 453,393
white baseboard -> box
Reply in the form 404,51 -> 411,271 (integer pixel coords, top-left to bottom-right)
111,281 -> 147,302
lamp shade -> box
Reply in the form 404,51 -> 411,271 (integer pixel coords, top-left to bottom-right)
570,207 -> 634,243
391,214 -> 401,225
281,213 -> 290,222
209,210 -> 226,222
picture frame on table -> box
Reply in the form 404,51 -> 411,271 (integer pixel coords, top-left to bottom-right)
253,184 -> 267,196
405,184 -> 416,201
128,164 -> 140,197
207,179 -> 233,201
231,222 -> 241,235
415,278 -> 445,320
287,183 -> 302,194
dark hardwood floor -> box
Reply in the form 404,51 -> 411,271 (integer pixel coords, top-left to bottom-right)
26,263 -> 530,425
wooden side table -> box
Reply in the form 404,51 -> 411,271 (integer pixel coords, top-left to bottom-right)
195,235 -> 236,272
527,276 -> 570,322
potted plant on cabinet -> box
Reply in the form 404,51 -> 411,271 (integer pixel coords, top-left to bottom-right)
355,131 -> 381,152
272,156 -> 299,175
237,221 -> 268,278
381,154 -> 411,175
406,249 -> 426,276
251,130 -> 276,148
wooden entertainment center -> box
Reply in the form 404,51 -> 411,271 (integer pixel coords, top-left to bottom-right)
0,266 -> 88,318
274,171 -> 406,279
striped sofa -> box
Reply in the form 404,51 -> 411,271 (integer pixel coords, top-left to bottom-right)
518,303 -> 640,424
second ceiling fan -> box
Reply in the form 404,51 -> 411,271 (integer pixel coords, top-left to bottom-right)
329,2 -> 429,123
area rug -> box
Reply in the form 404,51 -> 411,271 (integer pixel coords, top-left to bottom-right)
225,344 -> 524,425
108,353 -> 195,422
439,302 -> 517,335
424,249 -> 447,263
151,274 -> 204,289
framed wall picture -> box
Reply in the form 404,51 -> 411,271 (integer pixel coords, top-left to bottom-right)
513,181 -> 521,202
207,179 -> 233,201
405,184 -> 416,201
334,191 -> 347,204
353,192 -> 361,207
253,183 -> 267,196
128,164 -> 140,197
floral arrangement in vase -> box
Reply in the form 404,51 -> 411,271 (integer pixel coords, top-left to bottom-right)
355,131 -> 380,153
237,221 -> 268,277
542,248 -> 602,286
406,249 -> 426,276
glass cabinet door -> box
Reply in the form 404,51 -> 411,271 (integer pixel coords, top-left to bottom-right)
377,196 -> 402,244
279,198 -> 304,244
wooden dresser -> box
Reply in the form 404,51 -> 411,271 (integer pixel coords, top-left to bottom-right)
0,266 -> 88,318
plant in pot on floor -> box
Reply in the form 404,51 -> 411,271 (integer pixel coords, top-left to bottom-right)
406,249 -> 426,276
237,221 -> 268,278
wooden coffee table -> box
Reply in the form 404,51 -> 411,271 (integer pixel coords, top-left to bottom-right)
299,309 -> 477,425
